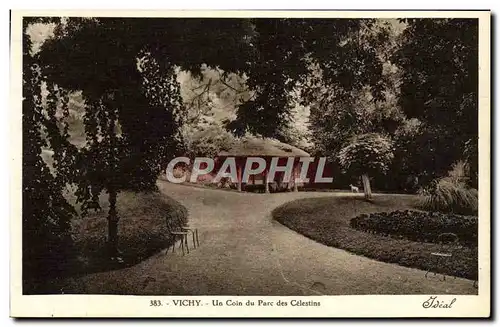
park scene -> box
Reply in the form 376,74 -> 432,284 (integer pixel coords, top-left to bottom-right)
22,17 -> 479,295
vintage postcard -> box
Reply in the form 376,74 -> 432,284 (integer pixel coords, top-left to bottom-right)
10,10 -> 490,318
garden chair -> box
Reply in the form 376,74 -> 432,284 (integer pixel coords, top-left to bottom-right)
425,233 -> 459,281
167,228 -> 190,256
182,224 -> 200,248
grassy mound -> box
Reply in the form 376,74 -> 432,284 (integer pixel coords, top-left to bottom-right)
25,190 -> 187,294
70,191 -> 187,274
272,195 -> 477,280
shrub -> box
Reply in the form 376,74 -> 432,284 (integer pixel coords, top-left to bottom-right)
419,177 -> 478,216
350,210 -> 478,247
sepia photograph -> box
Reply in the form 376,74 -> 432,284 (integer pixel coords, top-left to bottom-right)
10,10 -> 490,317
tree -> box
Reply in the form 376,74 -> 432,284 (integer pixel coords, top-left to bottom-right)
393,18 -> 478,184
463,138 -> 478,188
182,118 -> 235,158
229,19 -> 394,139
37,17 -> 263,259
32,17 -> 406,262
178,66 -> 251,126
22,18 -> 78,289
338,133 -> 394,200
306,20 -> 401,158
39,19 -> 186,260
390,118 -> 426,190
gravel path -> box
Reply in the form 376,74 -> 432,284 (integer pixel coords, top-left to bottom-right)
73,182 -> 477,295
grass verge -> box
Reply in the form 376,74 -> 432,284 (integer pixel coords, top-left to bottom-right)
272,195 -> 477,280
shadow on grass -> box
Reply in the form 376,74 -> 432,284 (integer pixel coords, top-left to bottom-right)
272,195 -> 478,281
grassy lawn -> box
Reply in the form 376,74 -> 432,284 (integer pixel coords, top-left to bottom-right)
272,195 -> 477,280
26,189 -> 187,294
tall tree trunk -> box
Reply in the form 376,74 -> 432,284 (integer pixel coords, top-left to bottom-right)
361,174 -> 372,200
107,187 -> 119,259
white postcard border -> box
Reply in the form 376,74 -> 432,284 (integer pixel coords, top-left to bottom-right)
9,10 -> 491,318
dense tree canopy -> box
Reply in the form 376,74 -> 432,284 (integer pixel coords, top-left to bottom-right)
393,18 -> 478,185
308,18 -> 478,190
307,20 -> 400,157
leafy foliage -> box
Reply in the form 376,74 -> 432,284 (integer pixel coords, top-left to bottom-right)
227,19 -> 395,139
178,66 -> 250,126
338,133 -> 394,177
37,19 -> 193,258
22,17 -> 77,285
307,20 -> 401,159
386,118 -> 432,190
308,19 -> 478,192
182,119 -> 235,158
41,30 -> 185,193
391,119 -> 423,175
394,18 -> 478,182
463,138 -> 479,188
418,162 -> 478,216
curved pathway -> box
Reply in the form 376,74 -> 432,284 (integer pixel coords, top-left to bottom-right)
76,182 -> 477,295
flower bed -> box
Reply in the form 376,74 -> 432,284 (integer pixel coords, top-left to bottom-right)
350,210 -> 477,247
